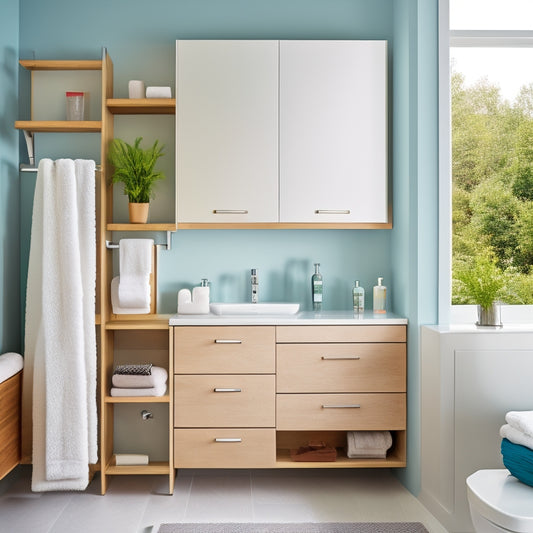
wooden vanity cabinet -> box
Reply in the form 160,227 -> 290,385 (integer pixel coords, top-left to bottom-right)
173,326 -> 277,468
173,324 -> 407,469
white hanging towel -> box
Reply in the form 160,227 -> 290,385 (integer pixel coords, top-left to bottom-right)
118,239 -> 153,309
23,159 -> 97,491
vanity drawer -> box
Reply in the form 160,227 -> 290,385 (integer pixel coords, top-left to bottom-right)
174,374 -> 275,427
174,326 -> 275,373
276,393 -> 406,431
276,325 -> 406,344
174,428 -> 276,468
277,343 -> 406,393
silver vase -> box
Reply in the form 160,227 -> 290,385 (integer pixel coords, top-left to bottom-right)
476,302 -> 502,327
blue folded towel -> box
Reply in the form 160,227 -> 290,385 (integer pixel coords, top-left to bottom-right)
501,438 -> 533,487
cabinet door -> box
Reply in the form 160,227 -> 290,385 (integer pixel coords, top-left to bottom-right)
279,40 -> 388,224
176,40 -> 279,223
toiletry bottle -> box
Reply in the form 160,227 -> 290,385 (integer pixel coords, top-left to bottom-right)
373,277 -> 387,314
352,280 -> 365,314
311,263 -> 323,311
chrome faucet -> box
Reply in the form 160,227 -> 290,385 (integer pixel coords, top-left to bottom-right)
251,269 -> 258,303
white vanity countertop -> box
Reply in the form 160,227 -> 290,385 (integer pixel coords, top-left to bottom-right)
169,310 -> 408,326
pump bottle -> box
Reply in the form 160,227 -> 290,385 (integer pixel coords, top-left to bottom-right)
373,277 -> 387,314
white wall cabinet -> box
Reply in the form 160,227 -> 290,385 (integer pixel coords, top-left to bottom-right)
176,40 -> 279,224
279,40 -> 388,224
176,40 -> 389,228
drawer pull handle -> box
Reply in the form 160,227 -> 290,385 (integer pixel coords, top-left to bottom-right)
322,404 -> 361,409
214,339 -> 242,344
321,356 -> 361,360
315,209 -> 351,215
214,438 -> 242,443
213,210 -> 249,215
214,388 -> 242,393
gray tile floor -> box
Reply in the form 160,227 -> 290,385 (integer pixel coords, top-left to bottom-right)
0,467 -> 449,533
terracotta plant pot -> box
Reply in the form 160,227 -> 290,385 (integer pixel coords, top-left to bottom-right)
128,202 -> 149,224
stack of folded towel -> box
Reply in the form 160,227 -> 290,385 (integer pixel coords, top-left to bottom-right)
110,363 -> 168,397
500,410 -> 533,487
346,431 -> 392,459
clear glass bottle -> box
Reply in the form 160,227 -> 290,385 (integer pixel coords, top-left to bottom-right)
373,277 -> 387,314
352,280 -> 365,315
311,263 -> 323,311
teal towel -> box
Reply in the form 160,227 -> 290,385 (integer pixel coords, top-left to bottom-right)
501,438 -> 533,487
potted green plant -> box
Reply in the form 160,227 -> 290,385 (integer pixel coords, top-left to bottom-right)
454,252 -> 506,326
108,137 -> 165,223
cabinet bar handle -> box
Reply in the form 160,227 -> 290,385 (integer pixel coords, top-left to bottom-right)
321,356 -> 361,360
322,404 -> 361,409
214,339 -> 242,344
214,388 -> 242,393
214,438 -> 242,443
315,209 -> 351,215
213,210 -> 249,214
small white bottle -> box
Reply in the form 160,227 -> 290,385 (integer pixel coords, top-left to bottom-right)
373,277 -> 387,314
352,280 -> 365,315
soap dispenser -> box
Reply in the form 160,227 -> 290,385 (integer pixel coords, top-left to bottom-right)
373,277 -> 387,314
352,280 -> 365,315
311,263 -> 323,311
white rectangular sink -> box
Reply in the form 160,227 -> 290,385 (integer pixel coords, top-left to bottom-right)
210,302 -> 300,316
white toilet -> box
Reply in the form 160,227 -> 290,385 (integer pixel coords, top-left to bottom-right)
467,469 -> 533,532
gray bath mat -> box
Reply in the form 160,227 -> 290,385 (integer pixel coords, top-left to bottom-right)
158,523 -> 429,533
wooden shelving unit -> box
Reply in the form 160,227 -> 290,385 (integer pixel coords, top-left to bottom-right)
16,50 -> 176,495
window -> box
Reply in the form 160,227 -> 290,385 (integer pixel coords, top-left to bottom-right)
440,0 -> 533,323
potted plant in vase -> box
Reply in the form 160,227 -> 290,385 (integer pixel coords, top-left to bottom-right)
108,137 -> 165,223
454,252 -> 506,326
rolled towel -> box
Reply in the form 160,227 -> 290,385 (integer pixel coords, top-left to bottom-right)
112,366 -> 168,389
501,437 -> 533,487
346,431 -> 392,459
0,352 -> 23,384
506,411 -> 533,438
111,277 -> 150,315
500,424 -> 533,451
145,86 -> 172,98
110,384 -> 166,397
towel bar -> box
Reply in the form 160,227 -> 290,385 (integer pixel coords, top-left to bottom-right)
105,232 -> 173,251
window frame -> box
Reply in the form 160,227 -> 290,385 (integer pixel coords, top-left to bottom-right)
438,0 -> 533,324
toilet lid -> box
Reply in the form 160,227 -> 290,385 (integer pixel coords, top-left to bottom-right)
467,469 -> 533,533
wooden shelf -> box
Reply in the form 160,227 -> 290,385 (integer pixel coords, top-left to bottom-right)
20,59 -> 102,71
106,315 -> 171,330
107,222 -> 177,232
14,120 -> 102,133
177,222 -> 393,230
107,98 -> 175,115
275,448 -> 406,468
105,461 -> 170,475
105,394 -> 170,404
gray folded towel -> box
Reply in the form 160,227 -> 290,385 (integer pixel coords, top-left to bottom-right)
112,366 -> 167,388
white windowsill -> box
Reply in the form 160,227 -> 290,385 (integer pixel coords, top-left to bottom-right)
450,305 -> 533,326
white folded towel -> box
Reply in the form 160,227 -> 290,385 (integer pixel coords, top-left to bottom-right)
112,366 -> 168,388
111,277 -> 150,314
500,424 -> 533,450
0,352 -> 23,384
506,411 -> 533,437
118,239 -> 153,309
110,384 -> 167,397
115,453 -> 149,466
145,86 -> 172,98
346,431 -> 392,459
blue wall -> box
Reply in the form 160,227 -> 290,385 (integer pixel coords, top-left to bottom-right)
15,0 -> 440,495
0,0 -> 20,354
